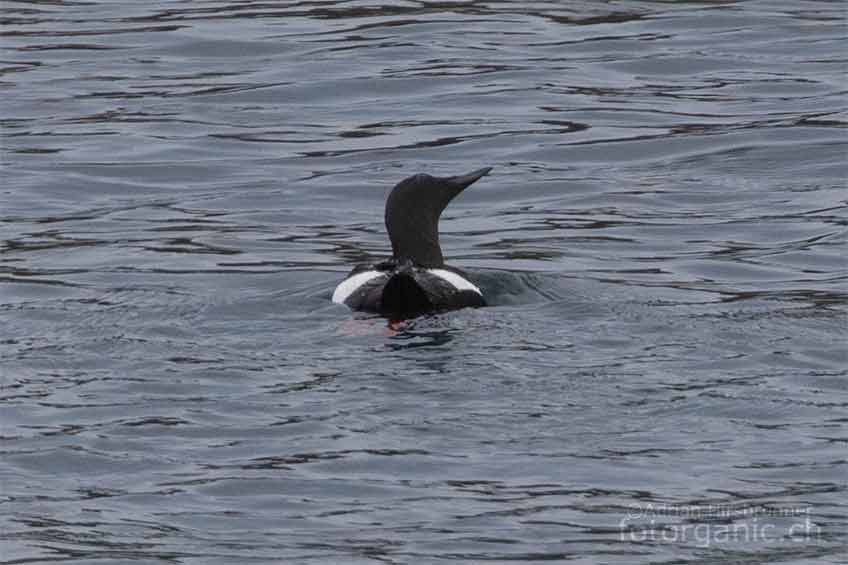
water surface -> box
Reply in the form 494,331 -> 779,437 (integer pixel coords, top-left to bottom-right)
2,1 -> 847,563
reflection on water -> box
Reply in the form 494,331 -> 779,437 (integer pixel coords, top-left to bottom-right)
2,0 -> 846,563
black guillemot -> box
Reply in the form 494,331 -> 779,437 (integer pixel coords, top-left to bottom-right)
332,167 -> 492,317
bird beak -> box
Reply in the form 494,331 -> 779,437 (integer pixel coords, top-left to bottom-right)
444,167 -> 493,192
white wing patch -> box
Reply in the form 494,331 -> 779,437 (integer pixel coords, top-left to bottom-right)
332,270 -> 383,304
427,269 -> 482,295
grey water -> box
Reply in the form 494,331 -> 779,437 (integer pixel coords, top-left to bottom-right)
2,1 -> 846,563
